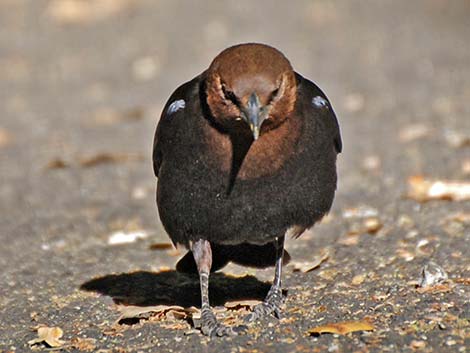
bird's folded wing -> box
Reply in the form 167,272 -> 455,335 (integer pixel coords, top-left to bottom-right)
153,76 -> 200,177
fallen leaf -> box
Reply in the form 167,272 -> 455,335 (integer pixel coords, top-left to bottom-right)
108,230 -> 148,245
46,153 -> 144,170
149,242 -> 173,250
342,205 -> 378,219
79,153 -> 144,167
454,278 -> 470,285
166,247 -> 182,257
399,123 -> 432,142
307,320 -> 374,335
416,283 -> 453,294
224,300 -> 261,310
407,176 -> 470,202
116,305 -> 198,324
28,326 -> 66,347
46,158 -> 70,169
291,248 -> 330,273
444,129 -> 470,148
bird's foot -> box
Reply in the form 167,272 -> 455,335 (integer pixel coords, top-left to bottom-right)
200,309 -> 246,337
244,285 -> 284,322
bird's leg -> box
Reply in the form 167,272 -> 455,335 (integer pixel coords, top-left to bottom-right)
191,239 -> 234,337
245,236 -> 285,322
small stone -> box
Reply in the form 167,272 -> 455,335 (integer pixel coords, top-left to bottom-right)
418,261 -> 448,288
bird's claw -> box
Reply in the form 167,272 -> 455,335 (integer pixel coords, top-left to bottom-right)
244,286 -> 284,322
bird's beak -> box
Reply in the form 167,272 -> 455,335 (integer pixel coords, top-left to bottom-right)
244,92 -> 263,140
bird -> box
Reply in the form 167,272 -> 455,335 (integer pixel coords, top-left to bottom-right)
153,43 -> 342,336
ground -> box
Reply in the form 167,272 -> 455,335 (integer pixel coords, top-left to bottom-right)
0,1 -> 469,352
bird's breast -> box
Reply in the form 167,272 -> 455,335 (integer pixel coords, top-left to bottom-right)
203,117 -> 302,180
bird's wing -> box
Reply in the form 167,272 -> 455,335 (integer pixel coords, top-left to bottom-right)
153,76 -> 200,177
295,73 -> 342,153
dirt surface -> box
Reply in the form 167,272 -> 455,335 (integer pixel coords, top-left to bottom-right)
1,1 -> 469,352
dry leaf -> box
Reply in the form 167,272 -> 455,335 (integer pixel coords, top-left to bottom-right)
108,230 -> 148,245
307,320 -> 374,335
454,278 -> 470,285
166,247 -> 182,257
416,283 -> 453,294
342,205 -> 378,219
224,300 -> 261,310
444,130 -> 470,148
149,243 -> 173,250
407,176 -> 470,202
46,158 -> 70,169
116,304 -> 198,325
291,248 -> 330,273
46,153 -> 143,170
28,326 -> 66,347
399,124 -> 431,142
79,153 -> 144,167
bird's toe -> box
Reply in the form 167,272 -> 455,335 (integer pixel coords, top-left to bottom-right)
244,286 -> 284,322
200,310 -> 238,337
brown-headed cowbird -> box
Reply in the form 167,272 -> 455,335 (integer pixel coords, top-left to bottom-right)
153,43 -> 342,336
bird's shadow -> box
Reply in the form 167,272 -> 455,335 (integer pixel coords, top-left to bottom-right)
80,270 -> 271,308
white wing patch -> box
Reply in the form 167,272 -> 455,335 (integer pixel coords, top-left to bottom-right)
312,96 -> 328,108
167,99 -> 185,115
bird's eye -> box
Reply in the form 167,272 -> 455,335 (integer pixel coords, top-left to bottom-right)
221,85 -> 238,105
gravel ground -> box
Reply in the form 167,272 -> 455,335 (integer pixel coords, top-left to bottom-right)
1,1 -> 469,352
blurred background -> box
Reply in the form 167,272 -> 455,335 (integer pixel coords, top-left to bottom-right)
1,0 -> 469,351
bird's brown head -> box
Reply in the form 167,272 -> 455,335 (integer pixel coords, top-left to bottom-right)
204,43 -> 297,140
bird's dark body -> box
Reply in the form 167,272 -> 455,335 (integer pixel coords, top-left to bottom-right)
154,73 -> 341,247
